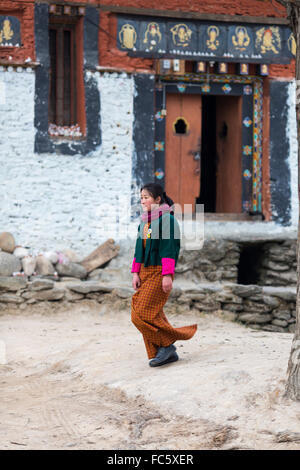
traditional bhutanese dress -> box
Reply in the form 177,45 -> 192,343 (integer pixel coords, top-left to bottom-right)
131,209 -> 197,359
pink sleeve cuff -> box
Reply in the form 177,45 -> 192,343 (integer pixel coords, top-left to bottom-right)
161,258 -> 175,276
131,257 -> 141,273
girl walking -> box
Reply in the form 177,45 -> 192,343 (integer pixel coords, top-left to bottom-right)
131,183 -> 197,367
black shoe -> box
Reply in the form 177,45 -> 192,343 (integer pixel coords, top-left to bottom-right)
149,351 -> 179,367
149,344 -> 177,366
155,344 -> 176,361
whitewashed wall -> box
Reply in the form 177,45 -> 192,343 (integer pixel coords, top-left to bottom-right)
0,69 -> 135,257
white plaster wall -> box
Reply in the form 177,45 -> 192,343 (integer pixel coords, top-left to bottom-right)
0,69 -> 135,258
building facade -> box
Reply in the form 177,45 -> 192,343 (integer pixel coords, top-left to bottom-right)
0,1 -> 298,255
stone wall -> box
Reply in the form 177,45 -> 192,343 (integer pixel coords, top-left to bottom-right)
257,240 -> 297,286
0,238 -> 297,334
0,275 -> 296,334
172,283 -> 296,333
175,239 -> 297,287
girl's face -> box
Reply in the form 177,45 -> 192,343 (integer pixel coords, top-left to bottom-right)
141,189 -> 161,212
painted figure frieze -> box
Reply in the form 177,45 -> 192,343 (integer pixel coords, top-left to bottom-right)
0,16 -> 21,47
200,24 -> 227,56
228,25 -> 254,58
168,22 -> 198,54
255,26 -> 281,56
117,15 -> 295,64
118,20 -> 138,50
140,21 -> 166,53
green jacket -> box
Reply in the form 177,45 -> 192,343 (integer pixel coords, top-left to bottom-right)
133,213 -> 181,268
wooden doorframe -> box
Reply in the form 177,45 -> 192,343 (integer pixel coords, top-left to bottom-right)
154,74 -> 264,215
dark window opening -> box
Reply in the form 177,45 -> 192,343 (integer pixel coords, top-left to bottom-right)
174,118 -> 188,134
237,243 -> 265,285
48,15 -> 85,137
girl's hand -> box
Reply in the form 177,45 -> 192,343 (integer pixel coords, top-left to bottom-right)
162,275 -> 173,293
132,273 -> 141,290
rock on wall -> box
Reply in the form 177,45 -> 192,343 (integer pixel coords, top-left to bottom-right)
0,69 -> 134,256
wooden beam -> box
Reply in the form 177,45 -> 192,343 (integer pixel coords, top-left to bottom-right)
99,5 -> 289,25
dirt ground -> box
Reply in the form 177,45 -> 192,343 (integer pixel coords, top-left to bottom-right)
1,300 -> 300,450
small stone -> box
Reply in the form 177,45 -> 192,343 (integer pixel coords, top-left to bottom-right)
272,319 -> 288,328
272,310 -> 291,321
262,295 -> 281,308
242,300 -> 272,313
0,293 -> 24,303
261,324 -> 287,333
22,288 -> 65,301
30,274 -> 59,282
56,262 -> 87,280
64,291 -> 85,301
13,246 -> 29,259
0,276 -> 27,291
22,256 -> 36,276
112,287 -> 134,298
85,293 -> 104,301
219,311 -> 238,322
35,255 -> 55,276
261,260 -> 290,271
222,303 -> 244,312
176,295 -> 192,306
29,279 -> 55,291
67,281 -> 113,294
193,301 -> 221,311
231,284 -> 262,298
238,313 -> 273,324
185,293 -> 207,301
215,292 -> 242,304
0,232 -> 15,253
0,253 -> 21,276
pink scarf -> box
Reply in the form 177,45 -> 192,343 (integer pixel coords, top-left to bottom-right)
141,203 -> 174,222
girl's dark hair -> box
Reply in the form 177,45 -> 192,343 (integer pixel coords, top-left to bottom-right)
141,183 -> 174,208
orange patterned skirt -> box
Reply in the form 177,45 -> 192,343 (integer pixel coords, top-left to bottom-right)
131,263 -> 197,359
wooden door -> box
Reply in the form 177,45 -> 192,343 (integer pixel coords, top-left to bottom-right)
165,93 -> 202,212
215,95 -> 242,213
